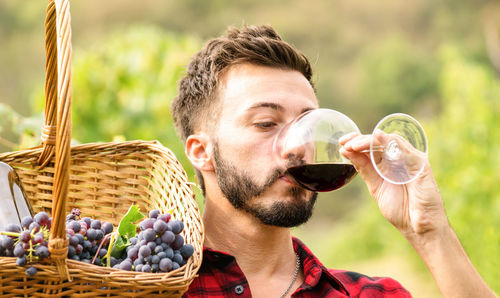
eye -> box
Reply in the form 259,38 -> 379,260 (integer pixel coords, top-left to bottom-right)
253,121 -> 277,129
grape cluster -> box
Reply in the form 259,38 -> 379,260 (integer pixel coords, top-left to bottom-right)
0,211 -> 52,276
116,210 -> 194,273
1,208 -> 194,276
66,208 -> 114,266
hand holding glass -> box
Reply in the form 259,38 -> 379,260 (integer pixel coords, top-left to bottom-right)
273,109 -> 428,192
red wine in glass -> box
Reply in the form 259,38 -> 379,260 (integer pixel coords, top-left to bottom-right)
285,163 -> 357,192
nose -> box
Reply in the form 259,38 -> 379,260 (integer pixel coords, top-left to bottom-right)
280,140 -> 315,167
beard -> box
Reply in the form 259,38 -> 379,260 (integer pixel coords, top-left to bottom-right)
212,143 -> 317,227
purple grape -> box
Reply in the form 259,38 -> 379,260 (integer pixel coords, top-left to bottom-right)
133,258 -> 143,266
19,230 -> 31,243
26,266 -> 37,276
33,233 -> 45,244
5,224 -> 21,233
28,222 -> 40,233
157,213 -> 171,223
110,257 -> 119,267
83,240 -> 92,251
98,248 -> 107,258
180,244 -> 194,259
157,252 -> 167,259
67,245 -> 76,257
120,260 -> 132,271
71,208 -> 81,217
86,228 -> 97,241
13,244 -> 25,257
95,229 -> 104,241
101,222 -> 113,235
129,237 -> 138,246
141,264 -> 151,273
82,217 -> 92,228
147,241 -> 156,251
159,258 -> 173,272
35,246 -> 50,259
172,253 -> 183,264
1,236 -> 14,249
90,219 -> 101,230
151,255 -> 160,264
172,262 -> 180,270
160,231 -> 175,245
149,210 -> 160,219
75,244 -> 83,255
16,256 -> 27,266
21,216 -> 33,229
127,247 -> 139,261
139,246 -> 151,258
153,220 -> 168,234
154,245 -> 164,254
143,229 -> 156,242
69,236 -> 79,246
94,257 -> 101,266
75,233 -> 84,244
141,218 -> 156,231
171,234 -> 184,250
169,220 -> 184,234
164,247 -> 174,259
135,264 -> 143,272
34,212 -> 50,227
67,220 -> 81,233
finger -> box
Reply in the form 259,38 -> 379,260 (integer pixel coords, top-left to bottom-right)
339,132 -> 360,145
340,148 -> 382,187
343,134 -> 372,152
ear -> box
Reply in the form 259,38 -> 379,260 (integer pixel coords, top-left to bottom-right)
185,134 -> 214,172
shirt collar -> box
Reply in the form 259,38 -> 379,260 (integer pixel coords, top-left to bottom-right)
201,237 -> 349,295
292,236 -> 349,295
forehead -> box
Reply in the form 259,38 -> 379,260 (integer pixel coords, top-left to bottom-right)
218,63 -> 318,116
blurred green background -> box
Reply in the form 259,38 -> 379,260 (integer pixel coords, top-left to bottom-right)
1,0 -> 499,296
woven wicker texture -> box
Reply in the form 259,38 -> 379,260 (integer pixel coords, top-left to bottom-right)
0,0 -> 204,296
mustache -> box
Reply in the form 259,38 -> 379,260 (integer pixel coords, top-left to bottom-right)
262,168 -> 286,189
264,157 -> 307,189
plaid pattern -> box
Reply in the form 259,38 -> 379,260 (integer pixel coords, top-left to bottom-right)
184,237 -> 412,297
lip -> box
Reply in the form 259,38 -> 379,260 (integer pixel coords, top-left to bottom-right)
280,174 -> 299,187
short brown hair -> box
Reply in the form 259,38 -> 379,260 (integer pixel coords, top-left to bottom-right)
171,25 -> 314,193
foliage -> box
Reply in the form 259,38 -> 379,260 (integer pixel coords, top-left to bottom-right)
357,36 -> 440,125
32,25 -> 201,190
0,103 -> 42,151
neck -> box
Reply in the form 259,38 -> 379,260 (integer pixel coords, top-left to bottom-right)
203,189 -> 295,276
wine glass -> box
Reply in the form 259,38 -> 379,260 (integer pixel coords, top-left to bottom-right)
273,109 -> 428,192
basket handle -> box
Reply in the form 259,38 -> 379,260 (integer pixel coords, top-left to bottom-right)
39,0 -> 72,280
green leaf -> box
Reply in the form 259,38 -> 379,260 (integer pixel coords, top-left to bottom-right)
110,205 -> 144,259
118,205 -> 144,237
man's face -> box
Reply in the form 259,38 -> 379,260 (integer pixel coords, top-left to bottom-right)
210,63 -> 319,227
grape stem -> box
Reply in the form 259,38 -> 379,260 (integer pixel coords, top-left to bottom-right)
1,231 -> 20,237
92,232 -> 113,265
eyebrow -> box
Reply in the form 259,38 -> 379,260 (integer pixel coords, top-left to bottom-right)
247,102 -> 314,114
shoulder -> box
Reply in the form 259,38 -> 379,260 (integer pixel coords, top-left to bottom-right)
328,269 -> 412,297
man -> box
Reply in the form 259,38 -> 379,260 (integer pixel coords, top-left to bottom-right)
171,25 -> 495,297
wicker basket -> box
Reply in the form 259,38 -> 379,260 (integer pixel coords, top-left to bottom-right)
0,0 -> 204,297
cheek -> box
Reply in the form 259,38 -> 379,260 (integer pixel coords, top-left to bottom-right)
218,136 -> 275,170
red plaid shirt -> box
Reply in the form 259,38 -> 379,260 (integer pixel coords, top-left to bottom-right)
184,237 -> 411,297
